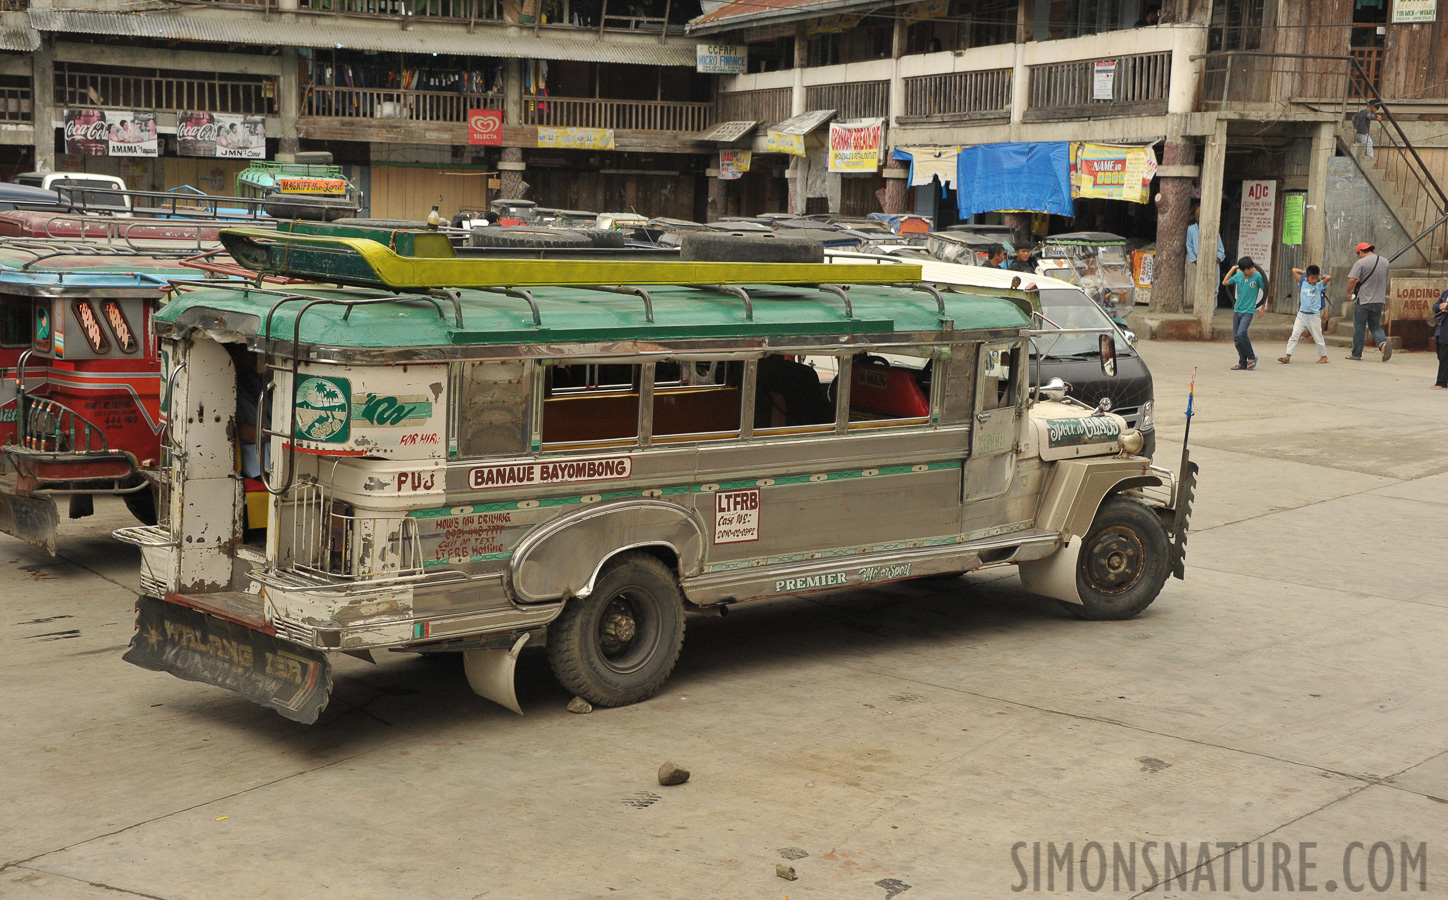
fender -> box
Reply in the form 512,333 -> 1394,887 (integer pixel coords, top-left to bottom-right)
1034,457 -> 1162,541
508,499 -> 704,604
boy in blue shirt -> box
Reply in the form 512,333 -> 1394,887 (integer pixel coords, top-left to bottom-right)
1222,256 -> 1267,370
1277,265 -> 1332,364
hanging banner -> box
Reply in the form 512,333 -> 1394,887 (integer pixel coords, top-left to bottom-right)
903,0 -> 949,25
1282,193 -> 1305,245
764,130 -> 805,156
827,119 -> 885,173
468,109 -> 503,146
536,126 -> 614,151
696,44 -> 748,75
809,13 -> 863,34
1072,143 -> 1158,204
719,149 -> 751,180
1238,179 -> 1277,278
177,112 -> 265,159
1093,60 -> 1118,101
1392,0 -> 1436,23
65,109 -> 157,157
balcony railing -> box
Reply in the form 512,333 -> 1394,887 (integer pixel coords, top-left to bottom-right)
1026,51 -> 1171,121
902,67 -> 1012,122
0,0 -> 28,9
717,87 -> 792,127
804,80 -> 888,120
0,85 -> 31,123
522,97 -> 712,132
56,64 -> 277,116
305,85 -> 503,122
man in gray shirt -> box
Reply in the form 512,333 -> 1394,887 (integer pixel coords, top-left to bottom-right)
1346,241 -> 1392,361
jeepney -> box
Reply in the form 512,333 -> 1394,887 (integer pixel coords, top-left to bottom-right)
116,228 -> 1196,724
237,152 -> 362,222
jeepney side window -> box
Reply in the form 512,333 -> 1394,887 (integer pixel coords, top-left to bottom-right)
540,361 -> 640,448
651,359 -> 744,443
981,344 -> 1022,411
843,349 -> 935,429
453,359 -> 531,458
754,353 -> 836,434
0,303 -> 28,348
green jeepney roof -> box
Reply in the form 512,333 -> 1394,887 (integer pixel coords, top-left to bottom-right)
155,281 -> 1030,350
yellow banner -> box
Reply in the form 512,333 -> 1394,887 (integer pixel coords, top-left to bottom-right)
764,130 -> 806,157
1072,142 -> 1157,204
537,126 -> 615,151
827,120 -> 884,173
903,0 -> 949,26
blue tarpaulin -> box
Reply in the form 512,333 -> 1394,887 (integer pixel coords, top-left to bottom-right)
955,142 -> 1073,219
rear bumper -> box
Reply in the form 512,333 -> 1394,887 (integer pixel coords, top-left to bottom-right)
1,446 -> 143,496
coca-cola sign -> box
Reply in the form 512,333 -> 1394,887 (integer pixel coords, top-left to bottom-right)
63,109 -> 157,157
178,112 -> 265,159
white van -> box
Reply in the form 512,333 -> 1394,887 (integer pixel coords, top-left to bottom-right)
12,173 -> 132,216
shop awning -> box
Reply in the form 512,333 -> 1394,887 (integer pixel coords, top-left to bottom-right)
893,146 -> 961,192
956,142 -> 1073,219
698,121 -> 759,142
770,109 -> 835,136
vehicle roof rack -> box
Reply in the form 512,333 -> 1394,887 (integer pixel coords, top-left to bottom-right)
217,228 -> 924,293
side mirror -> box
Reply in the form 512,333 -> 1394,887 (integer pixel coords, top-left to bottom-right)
1040,377 -> 1070,401
1123,329 -> 1139,348
1100,333 -> 1117,377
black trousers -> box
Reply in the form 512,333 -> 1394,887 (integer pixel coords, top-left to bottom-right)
1437,341 -> 1448,387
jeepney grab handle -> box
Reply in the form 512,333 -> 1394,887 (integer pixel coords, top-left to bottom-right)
818,284 -> 853,319
255,378 -> 276,492
160,360 -> 187,460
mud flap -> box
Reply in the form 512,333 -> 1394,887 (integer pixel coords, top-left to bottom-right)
1017,536 -> 1083,605
0,490 -> 59,555
463,632 -> 530,715
123,596 -> 333,724
1170,457 -> 1199,581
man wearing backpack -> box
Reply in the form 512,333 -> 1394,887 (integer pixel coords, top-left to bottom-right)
1345,242 -> 1392,361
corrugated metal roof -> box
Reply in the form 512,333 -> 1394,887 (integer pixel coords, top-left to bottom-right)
29,9 -> 700,66
0,25 -> 39,52
688,0 -> 881,33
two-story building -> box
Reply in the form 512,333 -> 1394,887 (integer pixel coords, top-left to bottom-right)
1,0 -> 716,220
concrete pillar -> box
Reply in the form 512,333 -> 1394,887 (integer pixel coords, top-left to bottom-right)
504,58 -> 524,127
1009,40 -> 1029,128
1195,118 -> 1228,339
791,24 -> 807,117
826,171 -> 841,215
1151,138 -> 1197,313
31,40 -> 55,172
1303,121 -> 1334,272
706,171 -> 726,221
499,146 -> 527,199
277,46 -> 300,156
880,156 -> 907,214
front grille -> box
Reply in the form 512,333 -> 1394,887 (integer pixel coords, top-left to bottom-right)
1114,406 -> 1141,429
139,570 -> 165,598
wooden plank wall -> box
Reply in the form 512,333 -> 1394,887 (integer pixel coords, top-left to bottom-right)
1382,20 -> 1448,100
1271,0 -> 1353,99
161,158 -> 251,195
369,166 -> 493,220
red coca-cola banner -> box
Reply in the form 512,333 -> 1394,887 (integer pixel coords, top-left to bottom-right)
64,109 -> 157,157
468,109 -> 503,146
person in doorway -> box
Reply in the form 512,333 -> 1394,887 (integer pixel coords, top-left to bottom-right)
1009,244 -> 1035,274
1345,241 -> 1392,361
1185,204 -> 1225,309
981,243 -> 1008,269
1432,289 -> 1448,389
1134,5 -> 1160,26
1278,265 -> 1332,364
1353,100 -> 1382,159
1223,256 -> 1266,370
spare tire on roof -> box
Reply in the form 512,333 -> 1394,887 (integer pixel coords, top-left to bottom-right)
292,151 -> 335,165
262,197 -> 358,222
331,217 -> 428,230
679,232 -> 824,264
572,227 -> 627,248
469,227 -> 592,249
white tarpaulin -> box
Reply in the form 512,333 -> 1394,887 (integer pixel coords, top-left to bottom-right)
894,146 -> 961,191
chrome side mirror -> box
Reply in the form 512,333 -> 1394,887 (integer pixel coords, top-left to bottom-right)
1040,377 -> 1070,401
1100,333 -> 1118,377
1123,329 -> 1139,348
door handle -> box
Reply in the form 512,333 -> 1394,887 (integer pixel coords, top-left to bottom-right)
976,412 -> 992,422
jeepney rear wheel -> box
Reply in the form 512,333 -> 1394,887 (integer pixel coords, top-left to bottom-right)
122,486 -> 158,526
546,551 -> 685,707
1068,497 -> 1170,621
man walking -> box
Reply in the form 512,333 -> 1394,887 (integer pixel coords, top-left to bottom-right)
1186,204 -> 1225,310
1345,241 -> 1392,361
1353,101 -> 1382,159
1223,256 -> 1266,370
1432,290 -> 1448,389
1278,265 -> 1332,364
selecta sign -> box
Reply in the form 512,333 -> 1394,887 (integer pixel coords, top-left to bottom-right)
468,109 -> 503,146
827,118 -> 885,173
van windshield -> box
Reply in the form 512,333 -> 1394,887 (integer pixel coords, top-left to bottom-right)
1031,288 -> 1131,359
53,179 -> 127,209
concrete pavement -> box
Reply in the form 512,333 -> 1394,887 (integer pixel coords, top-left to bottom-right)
1,341 -> 1445,899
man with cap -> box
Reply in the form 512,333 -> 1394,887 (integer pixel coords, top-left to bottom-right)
1345,241 -> 1392,361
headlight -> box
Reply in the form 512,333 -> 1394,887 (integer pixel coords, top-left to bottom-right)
1120,430 -> 1145,454
1140,400 -> 1154,430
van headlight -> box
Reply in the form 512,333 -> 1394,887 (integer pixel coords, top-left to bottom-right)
1140,400 -> 1154,430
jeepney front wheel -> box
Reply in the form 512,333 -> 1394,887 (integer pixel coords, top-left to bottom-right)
1068,497 -> 1170,620
546,552 -> 685,707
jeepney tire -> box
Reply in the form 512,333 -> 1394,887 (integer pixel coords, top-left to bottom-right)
292,151 -> 335,165
575,227 -> 627,248
678,232 -> 824,264
468,227 -> 593,249
122,487 -> 158,526
546,552 -> 685,707
1066,496 -> 1171,621
331,217 -> 429,230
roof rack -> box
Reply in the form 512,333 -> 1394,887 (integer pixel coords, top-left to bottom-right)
217,228 -> 924,293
